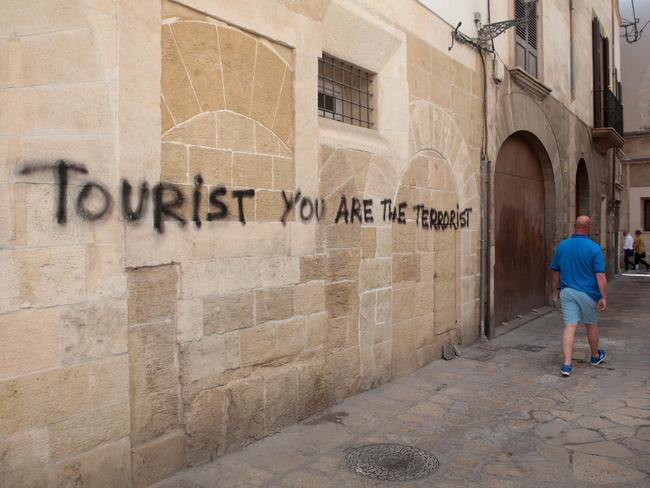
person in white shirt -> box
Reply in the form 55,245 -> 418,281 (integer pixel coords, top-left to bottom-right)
623,230 -> 634,271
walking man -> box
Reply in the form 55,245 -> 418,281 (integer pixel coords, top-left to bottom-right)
550,216 -> 606,377
623,230 -> 634,271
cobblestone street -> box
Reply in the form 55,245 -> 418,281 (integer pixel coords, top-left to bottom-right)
155,277 -> 650,488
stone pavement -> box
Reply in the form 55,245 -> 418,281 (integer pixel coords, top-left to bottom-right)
155,277 -> 650,488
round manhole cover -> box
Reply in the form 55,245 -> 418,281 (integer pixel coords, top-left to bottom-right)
345,443 -> 439,481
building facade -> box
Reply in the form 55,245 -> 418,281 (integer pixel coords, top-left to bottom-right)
0,0 -> 623,486
620,0 -> 650,257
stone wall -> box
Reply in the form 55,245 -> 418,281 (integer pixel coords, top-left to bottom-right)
0,0 -> 481,485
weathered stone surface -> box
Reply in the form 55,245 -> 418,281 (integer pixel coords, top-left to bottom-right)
392,253 -> 421,285
172,21 -> 225,112
48,402 -> 129,461
129,321 -> 179,445
176,299 -> 203,343
189,147 -> 231,185
360,258 -> 391,291
272,68 -> 293,147
179,332 -> 240,393
255,286 -> 295,323
264,367 -> 298,433
305,312 -> 327,348
297,358 -> 328,419
572,453 -> 646,484
255,190 -> 287,221
217,111 -> 254,152
294,281 -> 325,315
361,227 -> 377,258
251,43 -> 287,128
48,438 -> 131,488
0,427 -> 48,488
17,247 -> 86,307
566,428 -> 603,444
0,356 -> 128,436
240,323 -> 278,366
300,254 -> 326,282
567,440 -> 635,458
61,300 -> 126,365
325,281 -> 358,318
162,25 -> 200,124
277,317 -> 305,358
163,112 -> 216,146
161,142 -> 188,183
225,377 -> 265,451
324,346 -> 360,402
184,387 -> 226,466
255,122 -> 280,155
233,153 -> 273,188
127,264 -> 177,325
273,157 -> 295,189
132,431 -> 186,488
0,307 -> 60,379
392,286 -> 416,322
203,291 -> 254,335
326,248 -> 360,281
219,27 -> 256,115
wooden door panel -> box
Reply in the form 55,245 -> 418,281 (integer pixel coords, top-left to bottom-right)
494,135 -> 546,325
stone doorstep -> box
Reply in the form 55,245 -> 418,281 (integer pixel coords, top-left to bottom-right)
495,306 -> 555,338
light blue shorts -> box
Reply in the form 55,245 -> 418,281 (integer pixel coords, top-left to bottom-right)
560,287 -> 599,326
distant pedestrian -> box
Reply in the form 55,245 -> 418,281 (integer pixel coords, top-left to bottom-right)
550,216 -> 606,377
623,230 -> 634,271
633,230 -> 649,271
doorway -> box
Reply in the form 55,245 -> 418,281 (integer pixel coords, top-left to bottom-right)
494,133 -> 547,326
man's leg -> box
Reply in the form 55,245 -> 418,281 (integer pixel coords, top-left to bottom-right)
585,324 -> 599,357
563,323 -> 578,365
624,250 -> 633,270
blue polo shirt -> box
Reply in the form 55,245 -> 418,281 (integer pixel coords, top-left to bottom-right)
550,234 -> 605,302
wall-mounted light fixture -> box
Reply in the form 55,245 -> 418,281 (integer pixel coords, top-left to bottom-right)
449,0 -> 536,53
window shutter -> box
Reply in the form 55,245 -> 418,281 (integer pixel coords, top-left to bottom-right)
592,18 -> 602,126
514,0 -> 538,77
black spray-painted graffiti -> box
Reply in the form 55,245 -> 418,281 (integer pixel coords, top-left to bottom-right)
18,160 -> 472,233
334,196 -> 472,230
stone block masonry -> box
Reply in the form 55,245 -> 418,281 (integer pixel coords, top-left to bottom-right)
0,0 -> 483,486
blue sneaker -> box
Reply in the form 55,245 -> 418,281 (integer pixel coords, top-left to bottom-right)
560,364 -> 572,376
591,349 -> 606,366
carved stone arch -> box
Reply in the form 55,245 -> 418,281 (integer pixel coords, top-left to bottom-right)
160,5 -> 296,224
387,100 -> 481,376
493,92 -> 564,238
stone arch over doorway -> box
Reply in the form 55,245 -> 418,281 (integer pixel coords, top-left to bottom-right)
493,92 -> 565,237
493,130 -> 557,326
403,100 -> 481,359
390,150 -> 461,377
576,158 -> 590,218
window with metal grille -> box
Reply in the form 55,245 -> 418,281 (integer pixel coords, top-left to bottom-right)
514,0 -> 538,77
318,53 -> 374,128
644,199 -> 650,232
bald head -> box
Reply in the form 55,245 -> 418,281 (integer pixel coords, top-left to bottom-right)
575,215 -> 591,234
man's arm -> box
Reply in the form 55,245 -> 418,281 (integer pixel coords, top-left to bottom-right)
596,272 -> 607,312
553,270 -> 560,292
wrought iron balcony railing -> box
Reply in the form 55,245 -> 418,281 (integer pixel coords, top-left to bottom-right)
594,88 -> 623,137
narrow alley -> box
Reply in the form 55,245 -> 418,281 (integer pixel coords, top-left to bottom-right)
156,277 -> 650,488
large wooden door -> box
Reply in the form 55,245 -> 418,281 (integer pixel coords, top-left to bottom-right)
494,134 -> 546,325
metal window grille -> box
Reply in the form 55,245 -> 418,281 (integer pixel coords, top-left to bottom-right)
318,53 -> 374,128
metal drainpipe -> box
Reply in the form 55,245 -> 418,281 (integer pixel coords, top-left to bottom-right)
480,154 -> 491,341
479,0 -> 492,340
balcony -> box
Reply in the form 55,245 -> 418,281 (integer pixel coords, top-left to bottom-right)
592,88 -> 625,152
